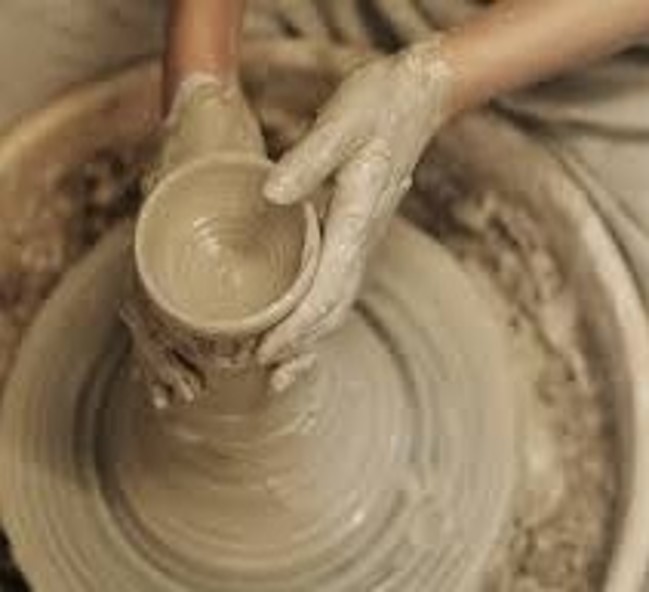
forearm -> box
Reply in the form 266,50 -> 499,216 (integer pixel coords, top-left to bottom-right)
442,0 -> 649,116
164,0 -> 246,109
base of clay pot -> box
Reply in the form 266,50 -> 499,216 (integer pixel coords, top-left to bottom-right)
0,219 -> 515,591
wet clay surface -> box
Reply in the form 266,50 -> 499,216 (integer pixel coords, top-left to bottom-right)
0,144 -> 150,590
407,152 -> 618,590
136,155 -> 308,329
0,127 -> 617,591
10,214 -> 507,591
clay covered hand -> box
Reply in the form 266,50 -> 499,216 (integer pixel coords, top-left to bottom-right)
144,73 -> 264,193
259,38 -> 452,368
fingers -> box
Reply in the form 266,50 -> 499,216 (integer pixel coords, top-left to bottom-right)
259,279 -> 358,364
269,352 -> 318,394
264,102 -> 359,205
259,143 -> 392,363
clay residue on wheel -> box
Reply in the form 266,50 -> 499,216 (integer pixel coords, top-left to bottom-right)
405,153 -> 618,591
0,145 -> 149,386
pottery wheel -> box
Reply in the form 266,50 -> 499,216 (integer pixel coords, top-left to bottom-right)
0,217 -> 516,592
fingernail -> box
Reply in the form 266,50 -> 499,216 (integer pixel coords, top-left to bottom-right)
264,173 -> 295,205
271,370 -> 293,395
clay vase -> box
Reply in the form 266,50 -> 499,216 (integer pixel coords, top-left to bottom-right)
131,151 -> 320,415
136,154 -> 318,337
127,77 -> 321,416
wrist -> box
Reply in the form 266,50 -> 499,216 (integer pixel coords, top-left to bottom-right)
166,73 -> 237,128
164,0 -> 245,112
401,36 -> 455,125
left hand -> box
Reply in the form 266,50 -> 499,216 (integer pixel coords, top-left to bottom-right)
258,38 -> 452,379
144,73 -> 264,193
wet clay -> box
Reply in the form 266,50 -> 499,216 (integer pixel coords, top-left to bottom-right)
134,154 -> 317,332
0,44 -> 641,592
0,214 -> 517,591
146,75 -> 264,192
406,164 -> 618,590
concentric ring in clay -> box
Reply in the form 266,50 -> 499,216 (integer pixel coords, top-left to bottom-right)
0,216 -> 516,591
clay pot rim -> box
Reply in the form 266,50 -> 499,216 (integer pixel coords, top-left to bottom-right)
135,152 -> 320,337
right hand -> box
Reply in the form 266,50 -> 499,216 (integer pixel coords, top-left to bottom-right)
258,39 -> 453,374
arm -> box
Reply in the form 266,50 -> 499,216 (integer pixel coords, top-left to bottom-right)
145,0 -> 262,201
164,0 -> 246,111
259,0 -> 649,371
444,0 -> 649,116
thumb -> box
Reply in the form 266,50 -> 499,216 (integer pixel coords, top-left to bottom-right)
264,109 -> 358,205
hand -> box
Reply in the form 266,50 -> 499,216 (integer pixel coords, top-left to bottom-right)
144,73 -> 264,193
122,291 -> 204,410
135,74 -> 266,406
147,0 -> 257,190
258,38 -> 452,375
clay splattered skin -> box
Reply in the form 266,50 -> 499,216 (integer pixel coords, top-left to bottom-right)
260,38 -> 452,366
